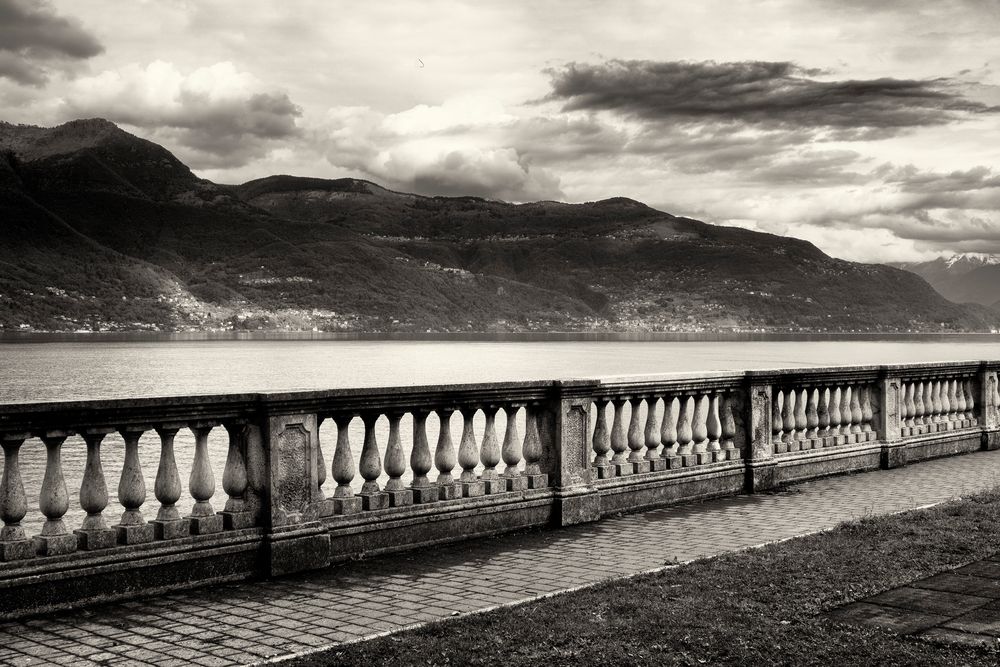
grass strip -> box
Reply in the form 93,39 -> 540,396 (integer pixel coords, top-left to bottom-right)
289,489 -> 1000,666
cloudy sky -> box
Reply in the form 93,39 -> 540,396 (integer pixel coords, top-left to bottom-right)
2,0 -> 999,263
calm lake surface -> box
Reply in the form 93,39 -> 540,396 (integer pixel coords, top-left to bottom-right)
2,333 -> 998,534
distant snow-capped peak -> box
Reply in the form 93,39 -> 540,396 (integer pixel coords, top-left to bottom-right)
944,252 -> 1000,268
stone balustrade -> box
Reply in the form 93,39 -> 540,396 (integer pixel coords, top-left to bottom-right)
0,362 -> 997,618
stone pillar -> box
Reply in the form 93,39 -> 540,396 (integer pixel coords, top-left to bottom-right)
878,371 -> 905,469
261,411 -> 331,577
744,380 -> 776,492
548,380 -> 601,526
980,364 -> 999,450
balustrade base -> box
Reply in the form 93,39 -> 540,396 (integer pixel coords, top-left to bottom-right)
593,463 -> 616,479
361,492 -> 390,511
33,533 -> 77,556
664,456 -> 683,469
983,431 -> 1000,451
189,515 -> 224,535
116,524 -> 154,545
438,483 -> 462,501
505,476 -> 528,492
525,473 -> 548,490
0,539 -> 34,562
725,449 -> 743,461
647,458 -> 667,472
696,453 -> 714,465
221,511 -> 255,530
631,461 -> 652,474
411,486 -> 439,504
386,489 -> 413,507
74,527 -> 117,550
461,480 -> 485,497
612,462 -> 632,476
304,499 -> 336,520
482,478 -> 505,494
680,454 -> 699,467
333,496 -> 363,514
881,442 -> 908,469
152,518 -> 191,540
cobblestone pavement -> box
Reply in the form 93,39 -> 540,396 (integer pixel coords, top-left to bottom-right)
3,451 -> 1000,666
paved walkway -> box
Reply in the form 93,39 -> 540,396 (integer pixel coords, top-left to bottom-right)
3,451 -> 1000,667
826,554 -> 1000,646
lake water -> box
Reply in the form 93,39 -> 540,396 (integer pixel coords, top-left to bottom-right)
1,333 -> 998,535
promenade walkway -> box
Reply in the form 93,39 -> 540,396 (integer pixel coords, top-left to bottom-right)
3,450 -> 1000,667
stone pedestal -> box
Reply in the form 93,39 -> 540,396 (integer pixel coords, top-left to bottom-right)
505,475 -> 527,492
612,461 -> 632,476
525,473 -> 548,489
593,463 -> 616,479
983,431 -> 1000,451
333,496 -> 363,514
0,539 -> 33,561
647,458 -> 667,472
33,534 -> 77,556
265,522 -> 330,577
881,442 -> 907,469
116,524 -> 154,545
680,454 -> 699,467
386,489 -> 413,507
151,518 -> 190,540
482,477 -> 505,494
664,455 -> 682,469
361,492 -> 390,511
221,511 -> 255,530
411,485 -> 438,504
461,480 -> 486,497
630,460 -> 651,474
438,482 -> 462,501
189,514 -> 224,536
75,527 -> 117,550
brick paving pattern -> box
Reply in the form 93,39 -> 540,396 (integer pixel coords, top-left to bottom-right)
2,450 -> 1000,666
826,554 -> 1000,646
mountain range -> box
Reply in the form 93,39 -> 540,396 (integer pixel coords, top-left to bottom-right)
892,254 -> 1000,312
1,118 -> 998,333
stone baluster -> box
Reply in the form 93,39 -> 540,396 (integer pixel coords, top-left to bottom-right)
793,388 -> 808,445
610,398 -> 630,475
644,397 -> 664,471
955,380 -> 968,426
924,380 -> 941,432
408,410 -> 436,503
0,433 -> 35,562
944,380 -> 956,425
626,398 -> 648,473
965,379 -> 977,423
781,389 -> 796,447
187,425 -> 223,535
692,393 -> 710,464
480,407 -> 503,494
0,434 -> 32,561
677,395 -> 695,466
592,400 -> 614,479
220,422 -> 254,528
903,382 -> 915,434
849,384 -> 863,435
76,429 -> 117,549
384,412 -> 413,506
332,415 -> 363,512
315,417 -> 328,502
805,388 -> 819,444
861,385 -> 874,435
523,405 -> 548,489
502,405 -> 526,491
817,387 -> 831,443
150,426 -> 188,540
839,386 -> 852,439
914,381 -> 926,428
706,392 -> 722,461
721,393 -> 739,459
458,408 -> 485,496
772,390 -> 786,453
829,386 -> 842,443
34,433 -> 76,556
434,408 -> 460,500
359,413 -> 390,509
661,396 -> 681,468
116,428 -> 154,545
932,380 -> 944,424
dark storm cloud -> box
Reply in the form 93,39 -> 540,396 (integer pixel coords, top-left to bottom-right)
69,90 -> 302,169
544,60 -> 995,131
0,0 -> 103,85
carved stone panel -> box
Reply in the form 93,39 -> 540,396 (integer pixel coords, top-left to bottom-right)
273,422 -> 312,523
559,402 -> 590,489
749,384 -> 772,461
880,379 -> 900,441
